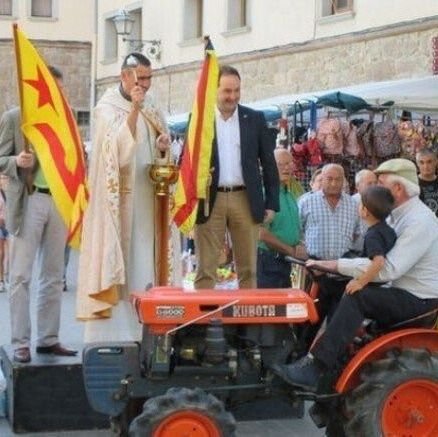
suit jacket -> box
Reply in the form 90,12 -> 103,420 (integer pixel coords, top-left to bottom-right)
0,107 -> 29,235
196,104 -> 279,224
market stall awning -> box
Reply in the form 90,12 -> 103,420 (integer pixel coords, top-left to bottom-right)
168,103 -> 310,135
247,76 -> 438,112
167,75 -> 438,134
316,91 -> 371,113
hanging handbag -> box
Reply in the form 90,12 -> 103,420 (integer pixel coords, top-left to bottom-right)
373,117 -> 401,158
317,117 -> 343,156
356,120 -> 374,158
291,101 -> 307,144
342,120 -> 363,158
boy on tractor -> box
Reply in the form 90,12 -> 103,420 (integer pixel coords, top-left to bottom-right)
273,159 -> 438,392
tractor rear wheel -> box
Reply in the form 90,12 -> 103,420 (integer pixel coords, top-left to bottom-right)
344,348 -> 438,436
128,387 -> 236,437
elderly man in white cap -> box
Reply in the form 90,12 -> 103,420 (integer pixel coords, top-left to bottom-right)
273,158 -> 438,391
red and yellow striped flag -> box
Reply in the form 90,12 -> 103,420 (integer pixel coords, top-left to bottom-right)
13,24 -> 88,248
172,37 -> 219,235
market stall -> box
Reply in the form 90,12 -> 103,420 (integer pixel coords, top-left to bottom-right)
169,75 -> 438,288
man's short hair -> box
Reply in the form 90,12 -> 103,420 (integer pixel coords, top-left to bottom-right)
121,52 -> 151,69
355,168 -> 374,186
361,186 -> 395,221
416,147 -> 437,161
218,65 -> 241,82
322,163 -> 344,176
48,65 -> 62,80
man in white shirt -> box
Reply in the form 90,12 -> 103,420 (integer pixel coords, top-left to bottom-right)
273,159 -> 438,391
194,65 -> 279,289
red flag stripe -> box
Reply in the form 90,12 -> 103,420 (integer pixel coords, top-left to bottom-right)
14,25 -> 89,248
172,40 -> 218,234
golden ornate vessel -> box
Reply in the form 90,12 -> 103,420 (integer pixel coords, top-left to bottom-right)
149,151 -> 179,196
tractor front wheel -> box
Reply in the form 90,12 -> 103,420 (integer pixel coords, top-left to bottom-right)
344,348 -> 438,436
128,387 -> 236,437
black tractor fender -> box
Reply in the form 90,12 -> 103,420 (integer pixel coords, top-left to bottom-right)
82,342 -> 141,417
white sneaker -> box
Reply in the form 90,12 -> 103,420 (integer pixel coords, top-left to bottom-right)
0,281 -> 5,292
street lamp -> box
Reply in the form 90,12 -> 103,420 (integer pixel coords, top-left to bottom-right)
112,8 -> 161,60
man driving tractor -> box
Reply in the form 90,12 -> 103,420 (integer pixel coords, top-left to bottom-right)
273,158 -> 438,391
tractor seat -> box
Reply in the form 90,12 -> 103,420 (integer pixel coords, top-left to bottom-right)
366,308 -> 438,336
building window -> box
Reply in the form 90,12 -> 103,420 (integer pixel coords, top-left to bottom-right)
31,0 -> 52,17
322,0 -> 353,17
104,16 -> 118,61
0,0 -> 12,15
227,0 -> 247,30
183,0 -> 203,41
76,111 -> 90,142
76,110 -> 90,127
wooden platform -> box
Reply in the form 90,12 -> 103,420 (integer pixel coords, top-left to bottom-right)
0,344 -> 109,433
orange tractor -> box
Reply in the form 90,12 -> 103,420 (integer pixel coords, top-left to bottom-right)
83,279 -> 438,436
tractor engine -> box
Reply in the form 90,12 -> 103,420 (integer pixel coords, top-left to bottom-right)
134,287 -> 319,385
167,320 -> 294,379
82,286 -> 319,424
174,321 -> 231,368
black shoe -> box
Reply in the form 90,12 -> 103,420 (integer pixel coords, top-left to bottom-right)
271,355 -> 323,391
36,343 -> 78,356
13,347 -> 31,363
63,279 -> 68,292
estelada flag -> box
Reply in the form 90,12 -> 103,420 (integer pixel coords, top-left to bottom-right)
13,24 -> 88,248
172,37 -> 219,235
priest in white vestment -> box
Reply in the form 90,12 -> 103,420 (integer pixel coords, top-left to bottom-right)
76,53 -> 176,342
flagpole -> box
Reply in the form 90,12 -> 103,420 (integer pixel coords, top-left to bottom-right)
12,23 -> 29,154
13,23 -> 35,195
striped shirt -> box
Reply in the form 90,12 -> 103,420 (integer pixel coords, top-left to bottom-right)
299,190 -> 360,259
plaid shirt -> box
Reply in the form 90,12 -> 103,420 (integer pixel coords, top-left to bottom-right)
299,190 -> 360,259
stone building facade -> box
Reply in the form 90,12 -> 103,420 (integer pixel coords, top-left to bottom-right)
0,0 -> 94,139
95,10 -> 438,119
0,39 -> 92,138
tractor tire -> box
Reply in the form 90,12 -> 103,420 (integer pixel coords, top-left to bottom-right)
343,348 -> 438,437
128,387 -> 236,437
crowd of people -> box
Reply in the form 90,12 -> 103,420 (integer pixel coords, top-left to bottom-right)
0,53 -> 436,403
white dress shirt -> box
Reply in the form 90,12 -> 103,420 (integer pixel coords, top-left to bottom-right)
215,107 -> 244,187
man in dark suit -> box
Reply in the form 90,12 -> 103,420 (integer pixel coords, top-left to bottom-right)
194,65 -> 279,289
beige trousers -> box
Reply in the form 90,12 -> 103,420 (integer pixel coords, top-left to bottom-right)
9,192 -> 67,349
194,190 -> 260,289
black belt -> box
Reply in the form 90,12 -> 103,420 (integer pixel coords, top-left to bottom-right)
33,186 -> 51,195
217,185 -> 246,193
258,248 -> 290,263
